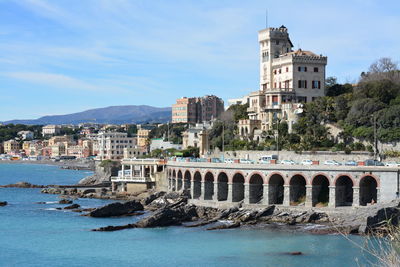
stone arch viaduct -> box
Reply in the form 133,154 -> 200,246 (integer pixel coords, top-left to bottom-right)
166,162 -> 400,208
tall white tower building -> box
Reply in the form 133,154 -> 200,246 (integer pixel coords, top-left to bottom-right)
239,25 -> 327,139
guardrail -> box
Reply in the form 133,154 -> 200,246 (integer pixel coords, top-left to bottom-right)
111,176 -> 151,182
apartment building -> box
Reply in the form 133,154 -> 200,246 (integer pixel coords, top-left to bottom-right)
42,125 -> 61,136
96,132 -> 137,160
172,95 -> 224,124
3,140 -> 21,154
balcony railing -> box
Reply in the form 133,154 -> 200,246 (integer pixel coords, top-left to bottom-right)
111,176 -> 151,183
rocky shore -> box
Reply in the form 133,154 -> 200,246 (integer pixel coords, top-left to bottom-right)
38,185 -> 400,235
0,182 -> 47,188
4,177 -> 399,236
88,191 -> 400,235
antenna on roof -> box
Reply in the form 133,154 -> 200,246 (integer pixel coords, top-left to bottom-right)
265,9 -> 268,28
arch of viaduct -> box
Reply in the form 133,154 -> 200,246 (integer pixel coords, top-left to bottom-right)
165,163 -> 393,208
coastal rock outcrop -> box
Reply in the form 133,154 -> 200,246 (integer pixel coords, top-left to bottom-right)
59,199 -> 73,204
136,202 -> 197,228
64,204 -> 80,210
78,160 -> 120,185
0,182 -> 46,188
89,200 -> 144,217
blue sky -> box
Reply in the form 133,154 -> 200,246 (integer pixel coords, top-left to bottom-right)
0,0 -> 399,121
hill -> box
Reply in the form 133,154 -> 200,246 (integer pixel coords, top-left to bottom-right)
2,105 -> 172,125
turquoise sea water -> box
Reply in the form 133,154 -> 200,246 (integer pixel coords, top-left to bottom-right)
0,163 -> 378,267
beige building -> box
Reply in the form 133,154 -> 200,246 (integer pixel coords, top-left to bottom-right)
96,131 -> 137,160
172,95 -> 224,124
239,25 -> 327,138
182,122 -> 211,156
48,135 -> 74,146
137,129 -> 151,148
3,140 -> 21,154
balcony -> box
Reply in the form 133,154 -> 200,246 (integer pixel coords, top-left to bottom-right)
264,103 -> 281,110
111,170 -> 152,183
247,106 -> 258,113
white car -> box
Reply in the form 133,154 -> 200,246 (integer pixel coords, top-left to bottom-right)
385,162 -> 400,167
301,159 -> 313,165
280,159 -> 296,165
324,160 -> 342,166
224,158 -> 234,164
239,159 -> 255,164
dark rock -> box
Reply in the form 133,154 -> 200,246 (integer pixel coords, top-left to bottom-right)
59,199 -> 73,204
82,189 -> 96,195
89,200 -> 143,217
206,222 -> 241,230
362,207 -> 400,233
255,206 -> 275,219
135,204 -> 197,228
142,191 -> 166,205
92,224 -> 136,232
1,182 -> 46,188
41,188 -> 63,194
217,207 -> 239,220
164,192 -> 181,200
64,204 -> 80,209
0,201 -> 7,206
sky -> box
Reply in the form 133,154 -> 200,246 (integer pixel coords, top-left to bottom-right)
0,0 -> 399,121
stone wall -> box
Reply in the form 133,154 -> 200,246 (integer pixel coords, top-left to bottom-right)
210,150 -> 373,163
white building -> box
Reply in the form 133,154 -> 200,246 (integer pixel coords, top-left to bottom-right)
150,138 -> 182,152
42,125 -> 61,136
239,25 -> 327,138
227,95 -> 250,108
96,132 -> 137,160
18,130 -> 34,140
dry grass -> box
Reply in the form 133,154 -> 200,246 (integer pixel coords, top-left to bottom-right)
332,217 -> 400,267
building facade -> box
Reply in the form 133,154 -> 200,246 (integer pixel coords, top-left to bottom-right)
96,132 -> 137,160
3,140 -> 21,154
182,122 -> 212,156
172,95 -> 224,124
42,125 -> 61,136
239,26 -> 327,139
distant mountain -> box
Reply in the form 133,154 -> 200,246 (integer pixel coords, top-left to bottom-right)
2,105 -> 172,125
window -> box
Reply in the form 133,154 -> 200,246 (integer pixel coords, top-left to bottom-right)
298,66 -> 308,72
312,81 -> 321,89
314,67 -> 319,72
276,40 -> 279,45
274,82 -> 277,88
312,80 -> 321,89
298,80 -> 307,88
279,82 -> 281,88
297,96 -> 307,103
286,67 -> 289,72
279,69 -> 282,74
284,80 -> 290,89
273,69 -> 277,74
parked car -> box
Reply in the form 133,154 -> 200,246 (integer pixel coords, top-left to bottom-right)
344,160 -> 357,166
211,158 -> 222,163
324,160 -> 342,166
364,159 -> 385,166
224,158 -> 234,164
300,159 -> 313,165
259,155 -> 278,164
384,162 -> 400,167
280,159 -> 296,165
240,159 -> 255,164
